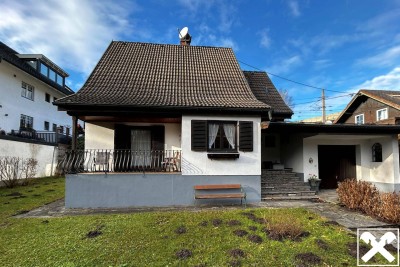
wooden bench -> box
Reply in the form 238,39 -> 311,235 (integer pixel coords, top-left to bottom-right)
194,184 -> 246,207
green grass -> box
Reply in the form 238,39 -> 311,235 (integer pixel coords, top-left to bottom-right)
0,177 -> 359,266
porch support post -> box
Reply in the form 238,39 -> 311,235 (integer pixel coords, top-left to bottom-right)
72,116 -> 78,150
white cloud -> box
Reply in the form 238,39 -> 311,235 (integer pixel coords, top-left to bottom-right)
267,55 -> 302,74
0,0 -> 138,76
355,45 -> 400,68
353,67 -> 400,90
259,29 -> 271,49
312,59 -> 333,70
288,0 -> 301,17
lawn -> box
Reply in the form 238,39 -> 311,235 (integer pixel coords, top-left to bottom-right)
0,177 -> 359,266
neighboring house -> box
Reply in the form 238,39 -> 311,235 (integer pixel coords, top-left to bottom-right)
0,41 -> 74,137
0,41 -> 74,177
55,41 -> 400,208
335,89 -> 400,125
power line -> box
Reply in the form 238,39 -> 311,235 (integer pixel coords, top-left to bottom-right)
238,59 -> 349,93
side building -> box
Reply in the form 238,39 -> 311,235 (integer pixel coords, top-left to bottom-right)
0,41 -> 74,177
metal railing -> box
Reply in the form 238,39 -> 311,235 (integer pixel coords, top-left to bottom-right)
7,129 -> 71,145
57,149 -> 182,174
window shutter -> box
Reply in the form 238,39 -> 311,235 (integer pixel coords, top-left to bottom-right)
191,120 -> 207,151
239,121 -> 253,152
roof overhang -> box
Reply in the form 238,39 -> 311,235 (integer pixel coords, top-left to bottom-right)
262,122 -> 400,135
55,103 -> 270,121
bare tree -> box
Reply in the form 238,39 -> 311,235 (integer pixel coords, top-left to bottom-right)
278,89 -> 295,108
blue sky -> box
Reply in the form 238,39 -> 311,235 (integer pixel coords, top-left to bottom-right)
1,0 -> 400,121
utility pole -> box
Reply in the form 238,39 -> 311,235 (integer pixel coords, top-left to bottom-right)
322,89 -> 326,123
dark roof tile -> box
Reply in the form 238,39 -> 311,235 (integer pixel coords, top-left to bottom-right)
243,71 -> 293,115
56,41 -> 270,111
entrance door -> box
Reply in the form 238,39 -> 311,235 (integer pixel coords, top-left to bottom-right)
318,145 -> 356,189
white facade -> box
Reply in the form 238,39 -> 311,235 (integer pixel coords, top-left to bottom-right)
181,115 -> 261,176
275,133 -> 400,192
84,115 -> 261,177
0,60 -> 72,134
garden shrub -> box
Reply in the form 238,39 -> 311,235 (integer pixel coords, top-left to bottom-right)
376,193 -> 400,224
337,179 -> 400,224
266,213 -> 305,241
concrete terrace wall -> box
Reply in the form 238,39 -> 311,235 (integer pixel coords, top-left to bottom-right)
66,173 -> 260,208
0,138 -> 58,177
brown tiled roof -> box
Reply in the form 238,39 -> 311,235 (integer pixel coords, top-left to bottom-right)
335,89 -> 400,123
243,71 -> 293,116
360,89 -> 400,109
55,41 -> 270,112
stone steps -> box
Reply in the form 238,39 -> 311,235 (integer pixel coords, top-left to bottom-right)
261,169 -> 316,201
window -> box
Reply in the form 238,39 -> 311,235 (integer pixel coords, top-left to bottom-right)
45,93 -> 51,102
208,122 -> 236,151
40,62 -> 64,86
59,126 -> 64,134
40,63 -> 48,76
21,81 -> 34,100
66,127 -> 70,136
355,114 -> 364,125
44,121 -> 49,131
52,123 -> 57,132
49,69 -> 56,82
376,108 -> 388,121
20,114 -> 33,129
56,74 -> 64,86
191,120 -> 253,152
372,143 -> 382,162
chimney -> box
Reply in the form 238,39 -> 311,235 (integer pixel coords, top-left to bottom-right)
178,27 -> 192,46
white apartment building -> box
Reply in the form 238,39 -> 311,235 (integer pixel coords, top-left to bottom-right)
0,41 -> 73,136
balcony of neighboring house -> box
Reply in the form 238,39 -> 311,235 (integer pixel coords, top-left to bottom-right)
58,149 -> 181,174
0,126 -> 71,146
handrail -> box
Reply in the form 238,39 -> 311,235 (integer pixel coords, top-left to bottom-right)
57,149 -> 182,174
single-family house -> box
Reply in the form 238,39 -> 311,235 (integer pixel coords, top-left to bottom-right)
55,41 -> 400,208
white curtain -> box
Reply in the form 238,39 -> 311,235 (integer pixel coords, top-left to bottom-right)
223,124 -> 235,149
131,130 -> 151,166
208,123 -> 219,149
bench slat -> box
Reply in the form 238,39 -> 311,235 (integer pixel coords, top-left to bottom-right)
195,193 -> 245,199
194,184 -> 241,190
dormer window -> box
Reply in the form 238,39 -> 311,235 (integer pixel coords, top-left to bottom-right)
39,62 -> 64,86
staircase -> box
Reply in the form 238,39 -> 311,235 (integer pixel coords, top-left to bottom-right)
261,169 -> 318,200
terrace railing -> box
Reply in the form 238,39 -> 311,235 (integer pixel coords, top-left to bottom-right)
58,149 -> 182,174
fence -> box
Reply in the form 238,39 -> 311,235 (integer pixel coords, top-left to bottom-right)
58,149 -> 182,174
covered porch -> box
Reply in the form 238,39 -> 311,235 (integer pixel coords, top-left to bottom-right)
262,122 -> 400,193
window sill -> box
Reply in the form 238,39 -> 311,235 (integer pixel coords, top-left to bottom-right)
207,153 -> 240,159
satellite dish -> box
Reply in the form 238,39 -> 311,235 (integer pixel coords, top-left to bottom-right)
178,26 -> 192,45
179,27 -> 189,39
